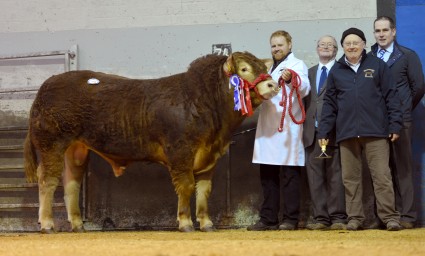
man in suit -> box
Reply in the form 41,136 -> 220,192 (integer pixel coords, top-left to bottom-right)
303,35 -> 347,230
370,16 -> 425,229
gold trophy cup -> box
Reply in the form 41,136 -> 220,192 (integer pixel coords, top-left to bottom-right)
316,139 -> 332,159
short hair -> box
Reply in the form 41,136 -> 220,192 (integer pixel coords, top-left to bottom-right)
317,35 -> 338,51
270,30 -> 292,44
374,16 -> 396,29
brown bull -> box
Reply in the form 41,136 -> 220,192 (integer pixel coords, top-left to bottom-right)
24,51 -> 279,233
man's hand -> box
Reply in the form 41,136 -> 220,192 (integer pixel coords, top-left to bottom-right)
281,69 -> 292,83
389,133 -> 399,142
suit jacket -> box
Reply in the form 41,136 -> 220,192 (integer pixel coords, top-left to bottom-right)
303,64 -> 337,148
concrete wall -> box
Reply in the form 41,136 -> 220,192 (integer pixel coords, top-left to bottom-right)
0,1 -> 376,32
0,0 -> 377,80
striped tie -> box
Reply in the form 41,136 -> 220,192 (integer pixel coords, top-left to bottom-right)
378,48 -> 386,60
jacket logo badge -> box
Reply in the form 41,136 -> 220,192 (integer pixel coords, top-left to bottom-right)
363,69 -> 375,78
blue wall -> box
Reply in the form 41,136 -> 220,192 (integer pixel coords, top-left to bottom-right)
396,0 -> 425,225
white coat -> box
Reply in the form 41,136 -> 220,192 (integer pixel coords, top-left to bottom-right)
252,53 -> 310,166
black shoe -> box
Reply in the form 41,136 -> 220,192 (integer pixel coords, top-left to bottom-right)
387,221 -> 402,231
278,222 -> 296,230
306,223 -> 329,230
247,221 -> 278,231
400,221 -> 414,229
346,220 -> 362,231
330,222 -> 346,230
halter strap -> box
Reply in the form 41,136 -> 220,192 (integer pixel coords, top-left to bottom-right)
228,73 -> 272,116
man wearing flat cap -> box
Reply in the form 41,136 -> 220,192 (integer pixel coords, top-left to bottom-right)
317,27 -> 403,231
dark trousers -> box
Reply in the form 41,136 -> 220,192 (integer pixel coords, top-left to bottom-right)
259,164 -> 300,226
390,121 -> 417,223
305,134 -> 347,225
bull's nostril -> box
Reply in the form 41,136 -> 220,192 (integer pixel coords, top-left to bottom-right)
268,83 -> 274,88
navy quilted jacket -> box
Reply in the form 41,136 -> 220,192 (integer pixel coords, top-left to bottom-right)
318,50 -> 402,143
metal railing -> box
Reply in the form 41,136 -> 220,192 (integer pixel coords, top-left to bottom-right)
0,45 -> 78,71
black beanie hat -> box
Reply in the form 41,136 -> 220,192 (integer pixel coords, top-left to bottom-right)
340,27 -> 366,46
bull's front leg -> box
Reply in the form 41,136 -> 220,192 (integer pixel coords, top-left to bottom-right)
171,171 -> 195,232
195,178 -> 214,231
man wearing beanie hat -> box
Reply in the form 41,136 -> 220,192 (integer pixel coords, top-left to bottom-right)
317,27 -> 403,231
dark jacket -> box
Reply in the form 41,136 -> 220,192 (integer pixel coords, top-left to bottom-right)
303,64 -> 337,148
370,42 -> 425,122
318,50 -> 403,143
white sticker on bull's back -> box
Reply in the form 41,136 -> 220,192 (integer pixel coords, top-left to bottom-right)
87,78 -> 100,85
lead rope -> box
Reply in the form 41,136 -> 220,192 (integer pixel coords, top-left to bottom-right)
278,69 -> 306,132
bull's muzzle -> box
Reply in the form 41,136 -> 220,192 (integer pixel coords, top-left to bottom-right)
257,79 -> 280,100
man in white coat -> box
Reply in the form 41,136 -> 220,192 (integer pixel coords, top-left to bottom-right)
248,30 -> 311,231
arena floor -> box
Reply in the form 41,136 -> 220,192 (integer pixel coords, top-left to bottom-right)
0,228 -> 424,256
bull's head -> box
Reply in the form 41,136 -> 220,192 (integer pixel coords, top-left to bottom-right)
223,52 -> 280,115
223,52 -> 279,99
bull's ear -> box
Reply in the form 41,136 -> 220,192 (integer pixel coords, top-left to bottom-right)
262,58 -> 273,71
223,54 -> 235,75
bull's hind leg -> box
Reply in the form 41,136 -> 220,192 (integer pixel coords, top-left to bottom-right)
37,155 -> 64,233
171,171 -> 196,232
63,142 -> 89,232
195,171 -> 214,232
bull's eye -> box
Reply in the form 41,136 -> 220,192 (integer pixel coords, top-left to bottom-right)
241,67 -> 248,72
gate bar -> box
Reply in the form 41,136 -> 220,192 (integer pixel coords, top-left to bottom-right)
0,50 -> 66,60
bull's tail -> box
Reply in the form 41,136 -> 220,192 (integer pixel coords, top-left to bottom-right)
24,132 -> 38,183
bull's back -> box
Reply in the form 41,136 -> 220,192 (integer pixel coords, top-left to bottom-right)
30,71 -> 100,139
30,71 -> 199,156
32,70 -> 185,127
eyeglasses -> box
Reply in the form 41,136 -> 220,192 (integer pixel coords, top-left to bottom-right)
318,43 -> 336,49
343,41 -> 364,47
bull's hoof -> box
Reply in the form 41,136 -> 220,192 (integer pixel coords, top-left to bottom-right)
72,226 -> 86,233
40,228 -> 56,234
179,225 -> 195,232
200,225 -> 216,232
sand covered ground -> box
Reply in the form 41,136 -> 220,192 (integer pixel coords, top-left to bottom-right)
1,228 -> 424,256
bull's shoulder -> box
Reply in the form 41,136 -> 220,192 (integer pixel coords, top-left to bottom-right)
188,55 -> 226,72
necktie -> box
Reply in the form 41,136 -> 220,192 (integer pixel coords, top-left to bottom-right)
378,48 -> 386,60
318,66 -> 327,93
